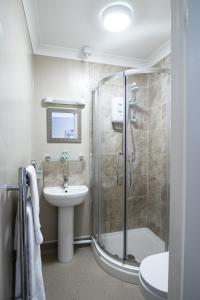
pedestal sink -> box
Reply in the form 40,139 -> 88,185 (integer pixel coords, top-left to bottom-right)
43,185 -> 88,263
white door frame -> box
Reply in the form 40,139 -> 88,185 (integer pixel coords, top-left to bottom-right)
169,0 -> 200,299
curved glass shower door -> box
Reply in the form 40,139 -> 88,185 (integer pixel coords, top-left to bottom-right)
92,67 -> 170,266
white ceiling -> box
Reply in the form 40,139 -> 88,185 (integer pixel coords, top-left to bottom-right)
22,0 -> 171,67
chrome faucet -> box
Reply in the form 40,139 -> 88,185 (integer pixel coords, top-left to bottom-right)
63,175 -> 69,192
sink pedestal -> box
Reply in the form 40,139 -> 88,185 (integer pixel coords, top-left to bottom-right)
58,206 -> 74,263
43,185 -> 88,263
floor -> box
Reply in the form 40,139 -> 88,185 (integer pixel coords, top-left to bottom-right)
101,227 -> 165,263
42,247 -> 144,300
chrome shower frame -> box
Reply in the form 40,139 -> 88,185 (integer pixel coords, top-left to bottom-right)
92,67 -> 171,283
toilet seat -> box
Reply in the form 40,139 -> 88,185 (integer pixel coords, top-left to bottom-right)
139,252 -> 168,300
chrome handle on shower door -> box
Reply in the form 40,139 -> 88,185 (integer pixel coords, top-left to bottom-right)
116,151 -> 123,185
128,159 -> 133,189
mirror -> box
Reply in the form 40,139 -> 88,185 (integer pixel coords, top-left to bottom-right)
47,108 -> 81,143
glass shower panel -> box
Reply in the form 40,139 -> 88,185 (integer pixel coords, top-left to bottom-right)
98,76 -> 125,259
126,71 -> 169,264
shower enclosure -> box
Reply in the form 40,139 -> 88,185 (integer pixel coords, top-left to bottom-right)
91,67 -> 170,283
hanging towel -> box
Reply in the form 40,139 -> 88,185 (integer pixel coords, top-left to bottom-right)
26,165 -> 43,245
15,198 -> 46,300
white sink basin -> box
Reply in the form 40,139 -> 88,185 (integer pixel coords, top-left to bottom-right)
43,185 -> 88,263
43,185 -> 88,207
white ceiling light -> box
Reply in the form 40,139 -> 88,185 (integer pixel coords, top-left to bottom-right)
100,2 -> 133,32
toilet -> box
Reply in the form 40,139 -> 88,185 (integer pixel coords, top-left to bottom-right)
139,252 -> 168,300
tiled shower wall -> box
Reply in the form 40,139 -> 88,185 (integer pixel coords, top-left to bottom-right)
91,56 -> 170,241
127,74 -> 148,231
147,56 -> 170,239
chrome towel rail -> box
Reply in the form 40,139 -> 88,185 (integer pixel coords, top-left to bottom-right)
18,167 -> 29,300
0,184 -> 19,191
0,168 -> 30,300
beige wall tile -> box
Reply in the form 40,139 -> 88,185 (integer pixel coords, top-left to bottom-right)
146,56 -> 170,239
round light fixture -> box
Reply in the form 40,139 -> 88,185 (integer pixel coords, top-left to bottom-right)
100,2 -> 133,32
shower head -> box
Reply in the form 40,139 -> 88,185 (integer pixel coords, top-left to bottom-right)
129,82 -> 139,108
130,82 -> 139,93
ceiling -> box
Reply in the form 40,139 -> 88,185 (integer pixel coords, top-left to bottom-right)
22,0 -> 171,67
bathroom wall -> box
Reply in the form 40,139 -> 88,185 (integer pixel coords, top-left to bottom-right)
0,1 -> 34,299
33,55 -> 91,241
33,54 -> 170,244
33,57 -> 127,242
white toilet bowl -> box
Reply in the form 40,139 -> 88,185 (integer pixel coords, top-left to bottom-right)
139,252 -> 168,300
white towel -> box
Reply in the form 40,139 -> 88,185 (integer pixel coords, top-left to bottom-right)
15,199 -> 46,300
26,165 -> 43,245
